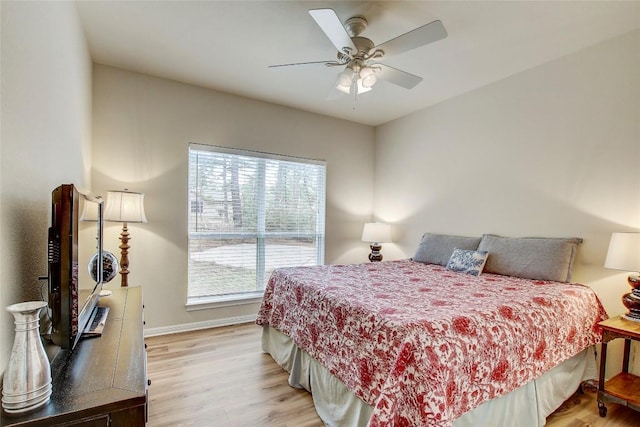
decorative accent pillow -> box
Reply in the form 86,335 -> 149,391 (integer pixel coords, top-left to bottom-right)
477,234 -> 583,282
412,233 -> 481,266
446,248 -> 489,276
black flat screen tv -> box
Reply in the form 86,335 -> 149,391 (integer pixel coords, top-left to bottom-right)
48,184 -> 104,350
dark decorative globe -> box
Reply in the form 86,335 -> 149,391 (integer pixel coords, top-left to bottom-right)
88,251 -> 119,283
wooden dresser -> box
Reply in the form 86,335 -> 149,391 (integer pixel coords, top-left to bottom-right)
1,287 -> 147,426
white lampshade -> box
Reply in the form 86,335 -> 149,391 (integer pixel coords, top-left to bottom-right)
361,222 -> 392,244
104,190 -> 147,223
79,197 -> 103,222
604,232 -> 640,272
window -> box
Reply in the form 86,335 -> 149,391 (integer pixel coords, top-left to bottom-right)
187,143 -> 326,306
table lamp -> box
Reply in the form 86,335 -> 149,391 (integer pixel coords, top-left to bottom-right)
104,190 -> 147,287
604,232 -> 640,321
361,222 -> 392,262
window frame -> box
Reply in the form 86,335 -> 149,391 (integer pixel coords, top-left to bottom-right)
186,143 -> 326,309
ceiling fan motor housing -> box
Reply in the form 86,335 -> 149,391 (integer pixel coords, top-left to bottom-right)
336,36 -> 377,61
352,36 -> 375,56
345,16 -> 368,37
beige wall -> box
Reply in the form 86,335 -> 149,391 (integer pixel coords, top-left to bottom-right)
375,30 -> 640,374
91,65 -> 375,332
0,1 -> 92,372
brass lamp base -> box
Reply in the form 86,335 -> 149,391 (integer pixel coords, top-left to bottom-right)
118,222 -> 130,287
368,243 -> 383,262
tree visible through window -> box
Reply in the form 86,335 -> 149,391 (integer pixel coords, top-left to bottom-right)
188,144 -> 326,301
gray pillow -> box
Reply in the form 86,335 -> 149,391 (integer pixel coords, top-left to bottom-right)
412,233 -> 481,266
477,234 -> 583,282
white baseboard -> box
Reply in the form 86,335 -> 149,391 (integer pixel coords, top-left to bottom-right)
143,314 -> 257,337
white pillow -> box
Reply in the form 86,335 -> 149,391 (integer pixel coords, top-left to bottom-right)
446,248 -> 489,276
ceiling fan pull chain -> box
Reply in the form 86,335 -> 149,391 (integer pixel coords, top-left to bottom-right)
350,73 -> 357,97
352,71 -> 360,109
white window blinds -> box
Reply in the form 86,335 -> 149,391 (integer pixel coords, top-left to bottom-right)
188,143 -> 326,300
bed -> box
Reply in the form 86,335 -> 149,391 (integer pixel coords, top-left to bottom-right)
256,234 -> 608,427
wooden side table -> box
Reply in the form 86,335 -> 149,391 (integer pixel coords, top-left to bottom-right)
597,316 -> 640,417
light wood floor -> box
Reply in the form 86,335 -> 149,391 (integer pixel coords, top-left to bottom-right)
145,323 -> 639,426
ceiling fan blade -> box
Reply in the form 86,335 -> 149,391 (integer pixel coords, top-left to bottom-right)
375,20 -> 447,56
309,9 -> 356,53
375,64 -> 423,89
269,60 -> 337,69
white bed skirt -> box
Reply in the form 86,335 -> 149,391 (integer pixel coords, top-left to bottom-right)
261,324 -> 597,427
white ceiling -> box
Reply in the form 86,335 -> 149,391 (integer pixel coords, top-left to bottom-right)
75,1 -> 640,126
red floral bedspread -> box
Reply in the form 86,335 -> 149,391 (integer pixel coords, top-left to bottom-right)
256,260 -> 607,427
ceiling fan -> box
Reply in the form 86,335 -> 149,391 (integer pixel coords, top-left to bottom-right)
269,8 -> 447,96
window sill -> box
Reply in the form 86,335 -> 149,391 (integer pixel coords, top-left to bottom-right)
185,292 -> 264,311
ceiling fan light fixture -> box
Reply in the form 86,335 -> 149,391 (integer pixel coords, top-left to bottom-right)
360,66 -> 377,88
337,67 -> 355,87
335,77 -> 371,95
356,80 -> 372,94
351,79 -> 372,95
336,64 -> 376,95
336,83 -> 351,95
